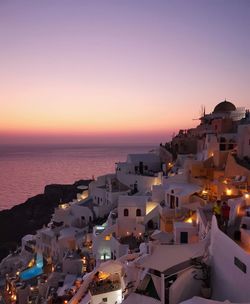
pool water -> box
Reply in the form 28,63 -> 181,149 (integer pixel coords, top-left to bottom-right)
20,253 -> 44,281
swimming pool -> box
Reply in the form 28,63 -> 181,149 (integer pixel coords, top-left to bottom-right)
20,253 -> 44,281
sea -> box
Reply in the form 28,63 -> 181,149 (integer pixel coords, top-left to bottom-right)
0,144 -> 156,211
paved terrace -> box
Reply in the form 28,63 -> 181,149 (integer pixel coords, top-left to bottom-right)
89,273 -> 121,295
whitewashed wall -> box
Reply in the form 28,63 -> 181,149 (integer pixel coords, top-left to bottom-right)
210,216 -> 250,302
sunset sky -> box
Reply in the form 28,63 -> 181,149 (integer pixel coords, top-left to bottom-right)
0,0 -> 250,144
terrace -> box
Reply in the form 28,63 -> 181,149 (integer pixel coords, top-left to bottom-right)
217,201 -> 250,253
98,180 -> 129,193
89,272 -> 121,295
119,235 -> 145,252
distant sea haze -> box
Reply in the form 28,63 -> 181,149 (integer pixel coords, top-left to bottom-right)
0,144 -> 155,210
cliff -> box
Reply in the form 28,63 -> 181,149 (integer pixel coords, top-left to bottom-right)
0,179 -> 92,261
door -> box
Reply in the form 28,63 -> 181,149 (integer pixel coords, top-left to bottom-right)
170,195 -> 175,209
180,232 -> 188,244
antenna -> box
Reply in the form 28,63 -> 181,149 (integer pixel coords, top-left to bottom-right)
193,105 -> 205,120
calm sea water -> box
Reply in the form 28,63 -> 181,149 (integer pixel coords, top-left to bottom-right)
0,144 -> 155,210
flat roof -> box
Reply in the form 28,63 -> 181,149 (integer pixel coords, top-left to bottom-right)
118,195 -> 149,207
138,242 -> 205,273
122,292 -> 161,304
180,296 -> 247,304
127,153 -> 160,164
164,183 -> 201,196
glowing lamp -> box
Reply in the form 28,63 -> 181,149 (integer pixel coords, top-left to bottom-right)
226,188 -> 232,196
11,294 -> 17,301
185,217 -> 193,224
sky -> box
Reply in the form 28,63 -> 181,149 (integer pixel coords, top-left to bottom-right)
0,0 -> 250,145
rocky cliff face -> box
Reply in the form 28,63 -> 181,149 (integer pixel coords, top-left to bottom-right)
0,179 -> 92,261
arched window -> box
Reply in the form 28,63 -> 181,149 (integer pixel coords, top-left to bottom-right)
124,209 -> 129,217
136,209 -> 141,217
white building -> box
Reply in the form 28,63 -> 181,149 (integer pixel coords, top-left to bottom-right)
210,216 -> 250,302
116,153 -> 162,193
89,174 -> 129,218
117,195 -> 159,237
136,241 -> 206,304
68,260 -> 125,304
237,122 -> 250,159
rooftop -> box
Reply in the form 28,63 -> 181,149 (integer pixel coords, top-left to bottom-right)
127,153 -> 160,164
123,292 -> 161,304
138,242 -> 205,273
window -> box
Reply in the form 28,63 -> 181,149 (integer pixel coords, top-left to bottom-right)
180,232 -> 188,243
124,208 -> 129,216
234,257 -> 247,273
170,195 -> 175,209
136,208 -> 142,216
176,197 -> 179,208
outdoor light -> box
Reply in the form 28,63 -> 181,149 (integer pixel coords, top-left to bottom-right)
185,217 -> 193,223
11,294 -> 17,301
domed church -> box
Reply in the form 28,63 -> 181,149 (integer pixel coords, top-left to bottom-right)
201,99 -> 245,122
213,99 -> 236,114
